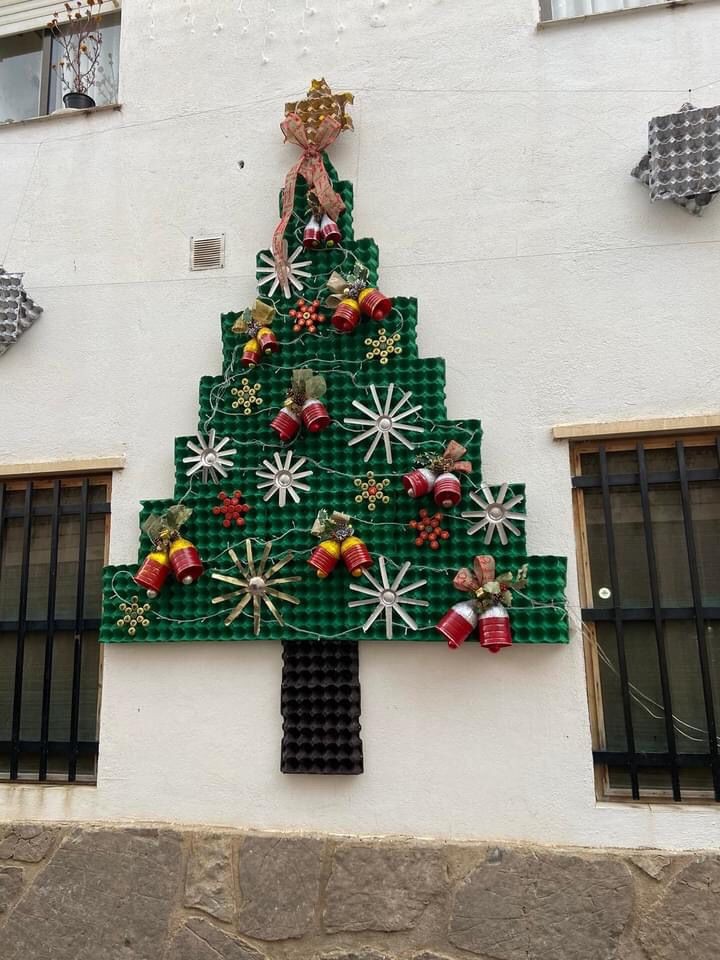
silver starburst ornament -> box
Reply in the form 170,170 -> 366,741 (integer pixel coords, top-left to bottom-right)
211,540 -> 301,635
256,450 -> 313,507
348,556 -> 428,639
462,482 -> 525,545
343,383 -> 423,464
183,429 -> 237,484
257,242 -> 312,299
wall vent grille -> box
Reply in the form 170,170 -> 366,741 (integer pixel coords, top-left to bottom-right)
190,235 -> 225,271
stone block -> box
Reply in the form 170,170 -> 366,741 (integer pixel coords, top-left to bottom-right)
629,854 -> 672,881
0,866 -> 23,918
185,834 -> 234,922
0,827 -> 183,960
448,849 -> 632,960
0,825 -> 57,863
236,834 -> 324,940
324,842 -> 447,933
167,917 -> 265,960
638,857 -> 720,960
319,951 -> 395,960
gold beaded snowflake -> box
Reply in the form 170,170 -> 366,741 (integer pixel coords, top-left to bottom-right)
231,378 -> 263,414
365,328 -> 402,364
116,596 -> 151,637
353,471 -> 391,511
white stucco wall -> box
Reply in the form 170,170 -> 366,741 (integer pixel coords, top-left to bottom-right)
1,0 -> 719,850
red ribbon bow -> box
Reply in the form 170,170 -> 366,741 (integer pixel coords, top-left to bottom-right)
271,114 -> 346,286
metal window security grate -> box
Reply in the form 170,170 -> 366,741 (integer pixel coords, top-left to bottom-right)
573,437 -> 720,802
0,475 -> 109,782
190,235 -> 225,271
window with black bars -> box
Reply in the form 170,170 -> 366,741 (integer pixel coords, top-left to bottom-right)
0,474 -> 109,783
572,436 -> 720,802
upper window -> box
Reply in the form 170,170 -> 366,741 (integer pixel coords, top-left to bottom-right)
0,473 -> 110,783
541,0 -> 690,21
572,434 -> 720,802
0,8 -> 119,123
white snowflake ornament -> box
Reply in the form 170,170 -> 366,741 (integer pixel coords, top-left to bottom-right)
257,243 -> 312,299
462,482 -> 525,545
256,450 -> 313,507
348,557 -> 428,639
343,383 -> 423,465
183,429 -> 237,484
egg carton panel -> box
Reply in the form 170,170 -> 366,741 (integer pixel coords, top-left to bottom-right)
173,413 -> 478,508
280,639 -> 363,775
196,355 -> 444,446
220,296 -> 419,373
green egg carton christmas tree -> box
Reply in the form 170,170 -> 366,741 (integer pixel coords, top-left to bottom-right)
101,80 -> 568,774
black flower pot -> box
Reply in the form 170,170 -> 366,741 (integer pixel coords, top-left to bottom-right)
63,92 -> 95,109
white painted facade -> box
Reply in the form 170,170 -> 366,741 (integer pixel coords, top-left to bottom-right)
1,0 -> 719,850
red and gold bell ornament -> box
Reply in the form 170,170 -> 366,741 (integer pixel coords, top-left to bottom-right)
320,213 -> 341,247
309,539 -> 342,578
341,536 -> 373,577
402,467 -> 436,498
256,326 -> 279,355
303,215 -> 322,249
134,549 -> 171,599
332,297 -> 361,333
358,286 -> 392,321
436,600 -> 478,649
271,407 -> 302,442
301,398 -> 331,433
242,339 -> 262,367
478,605 -> 512,653
433,472 -> 462,508
168,537 -> 203,585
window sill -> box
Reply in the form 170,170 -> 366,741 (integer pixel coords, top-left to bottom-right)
0,102 -> 121,129
537,0 -> 711,28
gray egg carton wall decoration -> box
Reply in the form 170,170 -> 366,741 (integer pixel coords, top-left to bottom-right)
648,101 -> 720,203
0,268 -> 43,357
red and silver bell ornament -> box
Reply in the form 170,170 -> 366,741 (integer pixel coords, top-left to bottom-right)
433,471 -> 462,508
358,286 -> 393,321
319,213 -> 341,247
270,407 -> 302,442
303,215 -> 322,249
402,467 -> 436,498
341,536 -> 373,577
332,298 -> 361,333
134,549 -> 171,599
168,537 -> 203,585
435,600 -> 478,649
308,539 -> 342,578
301,398 -> 331,433
478,604 -> 512,653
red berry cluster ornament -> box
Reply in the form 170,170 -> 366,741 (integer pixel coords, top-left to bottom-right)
213,490 -> 250,528
289,298 -> 326,334
409,509 -> 450,550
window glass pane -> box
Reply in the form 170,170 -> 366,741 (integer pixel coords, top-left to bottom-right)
691,481 -> 720,606
649,484 -> 692,607
0,31 -> 42,122
582,486 -> 651,608
48,12 -> 120,112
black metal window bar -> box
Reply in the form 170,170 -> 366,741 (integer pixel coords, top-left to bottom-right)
573,436 -> 720,802
0,475 -> 109,783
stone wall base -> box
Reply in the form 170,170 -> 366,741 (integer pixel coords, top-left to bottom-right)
0,822 -> 714,959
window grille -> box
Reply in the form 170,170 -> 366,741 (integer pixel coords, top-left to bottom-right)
0,474 -> 109,783
572,436 -> 720,801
